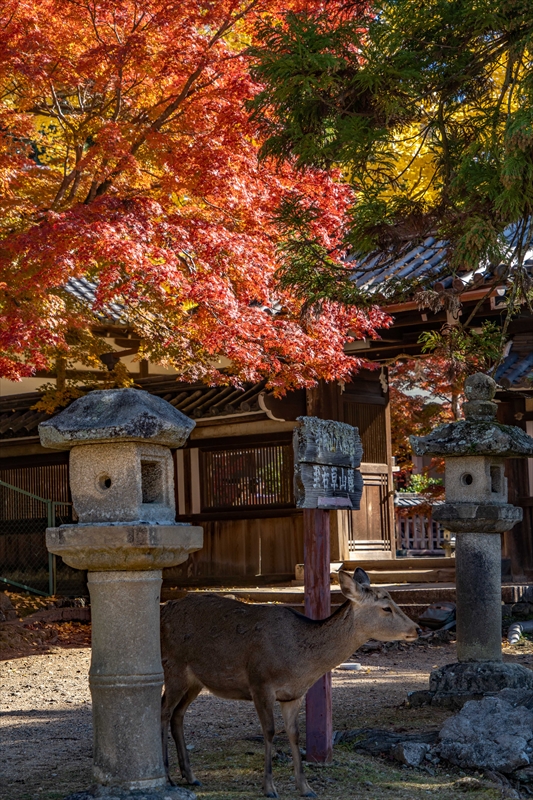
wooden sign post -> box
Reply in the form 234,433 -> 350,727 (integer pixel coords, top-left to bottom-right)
294,418 -> 363,763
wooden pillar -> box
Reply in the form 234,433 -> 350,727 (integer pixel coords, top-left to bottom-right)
304,508 -> 333,763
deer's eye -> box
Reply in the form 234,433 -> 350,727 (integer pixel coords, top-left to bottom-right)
382,606 -> 392,613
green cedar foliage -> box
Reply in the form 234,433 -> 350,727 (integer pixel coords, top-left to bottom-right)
250,0 -> 533,313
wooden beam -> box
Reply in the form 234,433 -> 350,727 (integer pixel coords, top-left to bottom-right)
304,508 -> 333,763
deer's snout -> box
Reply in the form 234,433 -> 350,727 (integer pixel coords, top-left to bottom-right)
401,620 -> 420,641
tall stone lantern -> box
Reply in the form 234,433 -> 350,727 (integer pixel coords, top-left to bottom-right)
39,389 -> 202,800
411,373 -> 533,706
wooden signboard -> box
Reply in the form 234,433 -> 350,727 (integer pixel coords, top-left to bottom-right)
293,417 -> 363,510
294,417 -> 364,763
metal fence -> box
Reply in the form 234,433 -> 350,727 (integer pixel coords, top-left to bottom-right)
0,479 -> 82,596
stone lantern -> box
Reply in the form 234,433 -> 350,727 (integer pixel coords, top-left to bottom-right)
411,373 -> 533,706
39,388 -> 203,800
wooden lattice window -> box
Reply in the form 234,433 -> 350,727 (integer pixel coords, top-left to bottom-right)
343,401 -> 387,464
199,443 -> 294,511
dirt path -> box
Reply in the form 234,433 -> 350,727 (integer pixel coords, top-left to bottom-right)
4,635 -> 525,800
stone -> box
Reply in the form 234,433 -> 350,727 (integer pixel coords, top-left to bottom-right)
406,690 -> 435,708
63,786 -> 196,800
464,373 -> 497,401
0,591 -> 17,621
409,372 -> 533,702
515,766 -> 533,783
39,388 -> 195,450
69,443 -> 176,524
511,602 -> 533,619
46,523 -> 203,571
411,373 -> 533,459
337,727 -> 439,754
88,571 -> 167,791
439,694 -> 533,773
39,388 -> 203,798
411,418 -> 533,458
433,502 -> 522,534
453,532 -> 503,662
430,662 -> 533,707
391,741 -> 430,767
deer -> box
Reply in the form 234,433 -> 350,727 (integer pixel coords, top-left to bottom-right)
160,568 -> 419,798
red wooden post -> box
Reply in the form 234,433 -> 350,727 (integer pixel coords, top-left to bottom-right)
304,507 -> 333,763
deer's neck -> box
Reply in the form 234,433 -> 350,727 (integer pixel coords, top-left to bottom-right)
302,602 -> 371,677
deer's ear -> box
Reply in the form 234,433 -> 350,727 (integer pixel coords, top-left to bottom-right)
338,570 -> 366,603
353,567 -> 371,586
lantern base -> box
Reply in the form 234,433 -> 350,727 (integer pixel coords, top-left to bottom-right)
63,784 -> 196,800
409,661 -> 533,710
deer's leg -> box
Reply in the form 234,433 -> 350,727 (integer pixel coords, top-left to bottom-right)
280,698 -> 316,798
252,690 -> 278,798
161,690 -> 176,785
170,682 -> 203,786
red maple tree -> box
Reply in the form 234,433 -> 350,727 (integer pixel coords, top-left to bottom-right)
0,0 -> 387,390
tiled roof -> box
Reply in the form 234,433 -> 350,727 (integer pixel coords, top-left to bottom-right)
495,334 -> 533,390
0,377 -> 268,441
65,277 -> 127,324
394,493 -> 427,507
351,237 -> 448,293
349,235 -> 533,297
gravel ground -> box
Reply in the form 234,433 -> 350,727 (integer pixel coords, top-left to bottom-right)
0,638 -> 481,800
3,628 -> 533,800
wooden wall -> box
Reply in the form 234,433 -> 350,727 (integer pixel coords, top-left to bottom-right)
163,513 -> 304,585
169,370 -> 394,583
0,370 -> 393,587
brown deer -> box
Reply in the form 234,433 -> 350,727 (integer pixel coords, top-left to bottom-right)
160,568 -> 418,798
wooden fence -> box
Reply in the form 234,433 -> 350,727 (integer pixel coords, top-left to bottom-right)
395,494 -> 446,555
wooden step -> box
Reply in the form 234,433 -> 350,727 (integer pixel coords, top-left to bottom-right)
161,582 -> 533,618
342,557 -> 456,573
365,568 -> 456,584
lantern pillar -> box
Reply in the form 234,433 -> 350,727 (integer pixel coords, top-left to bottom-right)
39,388 -> 203,800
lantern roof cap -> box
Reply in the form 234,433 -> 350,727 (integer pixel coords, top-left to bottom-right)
38,388 -> 195,450
410,373 -> 533,458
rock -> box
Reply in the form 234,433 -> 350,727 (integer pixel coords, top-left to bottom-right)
515,765 -> 533,783
429,661 -> 533,708
337,727 -> 439,755
391,741 -> 430,767
407,690 -> 434,708
439,694 -> 533,773
497,688 -> 533,710
511,602 -> 533,619
0,591 -> 18,621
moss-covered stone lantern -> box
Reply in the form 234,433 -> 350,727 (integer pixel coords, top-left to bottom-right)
411,373 -> 533,705
39,388 -> 202,800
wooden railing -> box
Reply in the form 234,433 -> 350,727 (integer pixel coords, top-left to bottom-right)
395,494 -> 446,555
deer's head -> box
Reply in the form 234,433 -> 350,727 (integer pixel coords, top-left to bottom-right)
338,568 -> 419,642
